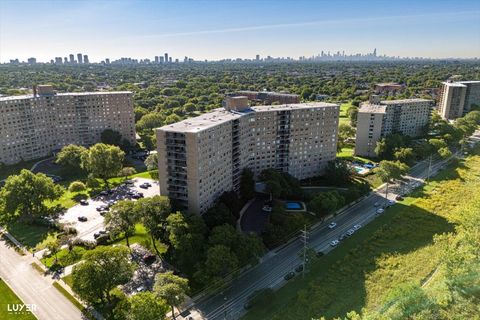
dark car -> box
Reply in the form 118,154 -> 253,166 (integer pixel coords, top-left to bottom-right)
99,191 -> 108,197
284,272 -> 295,281
78,216 -> 88,222
79,199 -> 88,206
124,180 -> 134,185
132,192 -> 144,199
294,265 -> 304,273
339,233 -> 347,241
316,251 -> 324,257
142,254 -> 157,265
395,195 -> 404,201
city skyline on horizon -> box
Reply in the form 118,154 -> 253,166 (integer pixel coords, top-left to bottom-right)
1,0 -> 480,63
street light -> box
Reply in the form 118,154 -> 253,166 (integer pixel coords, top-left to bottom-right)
223,296 -> 228,320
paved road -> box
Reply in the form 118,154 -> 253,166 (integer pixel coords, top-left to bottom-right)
185,153 -> 457,320
0,239 -> 84,320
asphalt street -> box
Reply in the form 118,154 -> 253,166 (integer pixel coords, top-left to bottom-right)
186,152 -> 458,320
0,238 -> 84,320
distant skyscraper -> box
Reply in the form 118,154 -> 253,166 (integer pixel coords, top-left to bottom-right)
256,54 -> 260,61
105,58 -> 110,64
55,57 -> 63,64
77,53 -> 83,64
159,56 -> 164,63
164,53 -> 168,63
69,54 -> 75,64
64,57 -> 68,64
373,48 -> 377,57
27,57 -> 36,64
83,55 -> 89,64
155,56 -> 159,63
169,57 -> 172,63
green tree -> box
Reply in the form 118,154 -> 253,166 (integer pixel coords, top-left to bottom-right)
0,169 -> 64,222
119,167 -> 137,180
347,106 -> 359,126
68,181 -> 86,193
202,203 -> 236,229
308,191 -> 345,217
55,144 -> 87,170
154,271 -> 189,320
195,245 -> 239,286
438,147 -> 452,158
45,237 -> 60,265
100,129 -> 123,147
325,160 -> 351,185
393,147 -> 416,166
136,196 -> 171,255
104,200 -> 139,248
144,153 -> 158,171
374,160 -> 409,198
239,168 -> 255,201
114,291 -> 168,320
72,246 -> 134,304
338,123 -> 356,151
81,143 -> 125,186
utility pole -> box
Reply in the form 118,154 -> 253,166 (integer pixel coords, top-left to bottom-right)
300,225 -> 308,278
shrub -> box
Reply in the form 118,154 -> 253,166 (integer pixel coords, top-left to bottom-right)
68,181 -> 86,192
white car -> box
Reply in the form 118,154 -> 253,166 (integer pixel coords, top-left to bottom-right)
353,224 -> 361,230
388,200 -> 396,206
330,240 -> 339,247
374,202 -> 380,207
262,205 -> 272,212
376,208 -> 384,214
328,222 -> 337,229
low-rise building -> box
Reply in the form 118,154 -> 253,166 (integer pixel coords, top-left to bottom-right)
156,101 -> 339,214
355,99 -> 433,157
0,85 -> 135,165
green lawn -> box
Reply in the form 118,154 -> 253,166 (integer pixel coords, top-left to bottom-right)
339,102 -> 353,125
5,221 -> 57,251
244,155 -> 480,320
0,279 -> 37,320
41,246 -> 87,269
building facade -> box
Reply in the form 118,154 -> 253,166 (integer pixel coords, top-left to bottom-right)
0,85 -> 135,165
438,81 -> 480,120
156,102 -> 339,214
355,99 -> 433,157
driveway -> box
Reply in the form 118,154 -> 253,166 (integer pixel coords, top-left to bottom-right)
59,178 -> 159,242
0,237 -> 83,320
240,196 -> 270,235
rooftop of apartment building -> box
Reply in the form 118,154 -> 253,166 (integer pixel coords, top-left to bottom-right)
442,80 -> 480,87
379,98 -> 433,104
234,90 -> 299,97
358,104 -> 387,113
159,102 -> 338,133
0,90 -> 132,102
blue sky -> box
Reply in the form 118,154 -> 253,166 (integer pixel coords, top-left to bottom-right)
1,0 -> 479,62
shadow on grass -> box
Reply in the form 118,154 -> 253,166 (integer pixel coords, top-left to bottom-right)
243,202 -> 454,320
6,220 -> 56,249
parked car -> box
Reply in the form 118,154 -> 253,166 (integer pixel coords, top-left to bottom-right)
294,265 -> 304,273
79,199 -> 88,206
330,239 -> 340,247
78,216 -> 88,222
316,251 -> 324,257
388,200 -> 396,206
353,224 -> 361,230
374,201 -> 380,207
262,205 -> 272,212
132,192 -> 144,199
284,272 -> 295,280
328,222 -> 337,229
376,208 -> 384,214
346,229 -> 355,236
124,180 -> 134,185
339,234 -> 347,241
395,195 -> 404,201
99,191 -> 108,196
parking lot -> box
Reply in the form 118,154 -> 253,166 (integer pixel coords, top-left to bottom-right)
59,178 -> 160,241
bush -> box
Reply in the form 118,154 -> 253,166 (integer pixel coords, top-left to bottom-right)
68,181 -> 86,192
85,176 -> 100,188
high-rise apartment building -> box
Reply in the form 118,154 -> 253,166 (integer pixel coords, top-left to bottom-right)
156,101 -> 339,214
83,55 -> 89,64
0,85 -> 136,165
69,54 -> 75,64
355,99 -> 433,157
27,58 -> 36,64
164,53 -> 169,63
77,53 -> 83,64
438,81 -> 480,120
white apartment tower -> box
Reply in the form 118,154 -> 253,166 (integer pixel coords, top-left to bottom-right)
355,99 -> 433,157
156,101 -> 339,214
0,85 -> 136,165
438,81 -> 480,120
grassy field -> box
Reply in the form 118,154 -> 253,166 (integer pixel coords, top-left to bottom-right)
244,154 -> 480,320
0,279 -> 37,320
5,221 -> 57,251
339,102 -> 352,125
